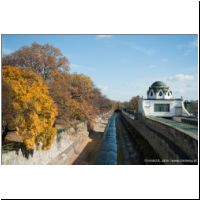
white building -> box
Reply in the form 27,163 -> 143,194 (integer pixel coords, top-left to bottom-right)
138,81 -> 190,117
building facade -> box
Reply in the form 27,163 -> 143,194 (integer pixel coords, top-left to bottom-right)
138,81 -> 190,117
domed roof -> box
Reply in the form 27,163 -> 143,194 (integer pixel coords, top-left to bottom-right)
151,81 -> 168,88
147,81 -> 170,94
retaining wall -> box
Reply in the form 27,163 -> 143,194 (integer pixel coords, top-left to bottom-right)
122,112 -> 198,163
2,122 -> 89,165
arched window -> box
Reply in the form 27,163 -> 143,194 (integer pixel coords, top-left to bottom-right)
150,91 -> 153,96
159,91 -> 162,96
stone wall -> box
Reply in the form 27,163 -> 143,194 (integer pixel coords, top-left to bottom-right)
144,117 -> 198,159
121,112 -> 198,163
2,122 -> 89,165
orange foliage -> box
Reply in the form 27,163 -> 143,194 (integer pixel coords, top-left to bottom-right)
48,71 -> 96,127
2,66 -> 58,150
48,71 -> 112,128
2,43 -> 113,147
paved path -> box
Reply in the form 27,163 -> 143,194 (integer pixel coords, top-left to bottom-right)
148,116 -> 198,135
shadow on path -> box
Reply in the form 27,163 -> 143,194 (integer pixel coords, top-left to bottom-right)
72,130 -> 104,165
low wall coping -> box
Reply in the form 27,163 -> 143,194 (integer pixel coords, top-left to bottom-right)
145,116 -> 198,141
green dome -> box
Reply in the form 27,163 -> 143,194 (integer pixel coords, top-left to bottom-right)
151,81 -> 167,88
147,81 -> 170,95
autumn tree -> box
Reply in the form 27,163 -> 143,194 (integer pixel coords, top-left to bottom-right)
47,70 -> 73,125
68,73 -> 94,101
67,74 -> 96,124
91,88 -> 112,113
48,72 -> 96,126
48,70 -> 112,128
68,74 -> 112,125
2,43 -> 113,132
2,66 -> 58,150
129,96 -> 139,112
2,43 -> 70,80
2,81 -> 16,139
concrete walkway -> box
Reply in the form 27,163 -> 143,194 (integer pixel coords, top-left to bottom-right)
148,116 -> 198,135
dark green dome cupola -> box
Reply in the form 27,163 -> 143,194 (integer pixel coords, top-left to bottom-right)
147,81 -> 173,99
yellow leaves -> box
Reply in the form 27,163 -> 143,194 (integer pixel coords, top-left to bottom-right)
12,102 -> 21,110
33,101 -> 42,113
2,66 -> 57,150
35,127 -> 57,150
24,137 -> 35,150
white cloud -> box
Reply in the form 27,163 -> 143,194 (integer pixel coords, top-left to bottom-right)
173,88 -> 186,94
170,82 -> 198,100
166,73 -> 198,99
185,83 -> 198,88
96,35 -> 112,39
167,74 -> 194,81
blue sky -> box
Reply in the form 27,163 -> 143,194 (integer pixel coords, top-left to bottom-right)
2,34 -> 198,101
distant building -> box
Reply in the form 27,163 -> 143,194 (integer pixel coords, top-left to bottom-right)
138,81 -> 190,117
